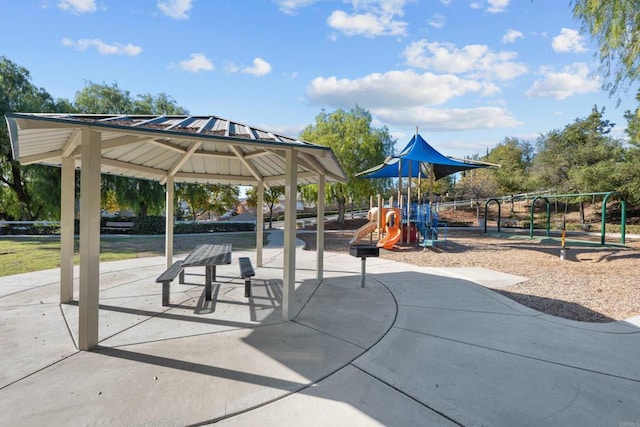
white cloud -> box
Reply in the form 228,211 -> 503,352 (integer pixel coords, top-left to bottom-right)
61,38 -> 142,55
57,0 -> 96,14
274,0 -> 319,15
428,14 -> 445,28
440,0 -> 452,5
178,53 -> 214,72
327,0 -> 408,37
242,58 -> 272,77
525,63 -> 599,99
157,0 -> 193,20
306,70 -> 490,108
469,0 -> 509,13
487,0 -> 510,13
552,27 -> 587,53
372,106 -> 522,130
403,40 -> 528,81
502,29 -> 523,44
327,9 -> 407,37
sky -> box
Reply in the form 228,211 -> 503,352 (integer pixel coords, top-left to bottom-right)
2,0 -> 638,160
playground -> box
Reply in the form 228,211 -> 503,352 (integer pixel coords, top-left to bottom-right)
300,222 -> 640,323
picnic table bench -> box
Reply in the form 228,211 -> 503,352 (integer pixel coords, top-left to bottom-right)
238,257 -> 255,297
500,218 -> 519,228
102,221 -> 134,233
155,244 -> 232,306
156,260 -> 185,306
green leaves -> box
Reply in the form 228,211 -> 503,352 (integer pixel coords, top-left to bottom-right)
299,105 -> 395,223
573,0 -> 640,94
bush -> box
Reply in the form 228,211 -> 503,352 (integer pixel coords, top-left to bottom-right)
131,216 -> 165,235
173,221 -> 256,234
0,222 -> 60,235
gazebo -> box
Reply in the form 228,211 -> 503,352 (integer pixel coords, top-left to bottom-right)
4,113 -> 347,350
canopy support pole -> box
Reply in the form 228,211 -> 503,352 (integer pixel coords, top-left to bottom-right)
78,129 -> 101,351
316,174 -> 325,282
165,176 -> 174,269
60,156 -> 75,303
283,149 -> 297,320
256,181 -> 265,267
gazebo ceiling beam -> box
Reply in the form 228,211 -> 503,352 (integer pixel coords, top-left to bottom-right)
244,150 -> 271,160
192,150 -> 237,160
146,138 -> 190,153
61,129 -> 81,157
160,141 -> 203,185
298,153 -> 326,175
100,158 -> 166,177
264,170 -> 317,183
229,145 -> 263,182
174,172 -> 257,185
19,150 -> 63,165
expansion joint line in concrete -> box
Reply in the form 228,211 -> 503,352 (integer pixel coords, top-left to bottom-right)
397,303 -> 534,318
349,364 -> 466,427
397,326 -> 640,384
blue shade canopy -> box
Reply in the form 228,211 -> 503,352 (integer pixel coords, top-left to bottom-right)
356,157 -> 422,179
357,133 -> 485,180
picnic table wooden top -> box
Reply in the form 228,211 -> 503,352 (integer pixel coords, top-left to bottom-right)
182,244 -> 232,267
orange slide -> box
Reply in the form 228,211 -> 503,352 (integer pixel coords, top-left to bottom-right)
349,221 -> 378,245
377,209 -> 402,249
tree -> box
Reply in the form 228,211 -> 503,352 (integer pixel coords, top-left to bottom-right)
618,91 -> 640,204
245,186 -> 284,229
484,137 -> 534,211
176,183 -> 238,221
0,57 -> 71,220
572,0 -> 640,95
208,184 -> 240,218
456,169 -> 498,201
74,82 -> 188,216
531,106 -> 625,221
101,175 -> 166,217
299,106 -> 395,225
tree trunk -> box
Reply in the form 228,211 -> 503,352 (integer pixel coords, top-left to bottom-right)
268,204 -> 274,229
579,201 -> 585,224
337,196 -> 346,226
9,162 -> 33,220
139,201 -> 148,218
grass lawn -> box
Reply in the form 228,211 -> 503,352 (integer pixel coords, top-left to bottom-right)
0,232 -> 266,277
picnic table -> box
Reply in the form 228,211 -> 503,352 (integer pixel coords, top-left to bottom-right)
180,243 -> 232,300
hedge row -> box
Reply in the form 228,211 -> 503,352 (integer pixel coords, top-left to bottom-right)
0,217 -> 255,235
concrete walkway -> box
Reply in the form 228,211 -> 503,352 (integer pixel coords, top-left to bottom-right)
1,231 -> 639,426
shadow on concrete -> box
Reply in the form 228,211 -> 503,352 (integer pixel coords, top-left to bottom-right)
492,289 -> 617,323
94,346 -> 306,390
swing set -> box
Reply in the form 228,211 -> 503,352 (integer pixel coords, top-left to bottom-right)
483,191 -> 627,245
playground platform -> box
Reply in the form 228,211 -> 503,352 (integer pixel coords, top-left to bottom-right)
1,230 -> 639,425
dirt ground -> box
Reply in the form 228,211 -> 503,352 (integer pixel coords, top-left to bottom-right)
297,219 -> 640,323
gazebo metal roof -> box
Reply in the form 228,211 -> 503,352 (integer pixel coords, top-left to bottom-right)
5,113 -> 347,186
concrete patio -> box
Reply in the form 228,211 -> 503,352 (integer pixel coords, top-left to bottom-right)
1,232 -> 639,426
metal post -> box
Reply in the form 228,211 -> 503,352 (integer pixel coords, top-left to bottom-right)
360,257 -> 366,288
